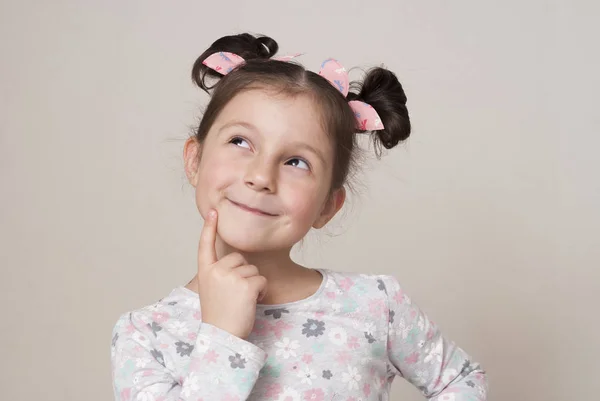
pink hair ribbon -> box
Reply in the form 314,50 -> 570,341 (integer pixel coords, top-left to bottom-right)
202,53 -> 384,131
318,59 -> 384,131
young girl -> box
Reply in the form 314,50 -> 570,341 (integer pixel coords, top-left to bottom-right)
111,33 -> 488,401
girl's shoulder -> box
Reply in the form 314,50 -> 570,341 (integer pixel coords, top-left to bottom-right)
111,286 -> 198,342
321,267 -> 403,300
324,267 -> 400,285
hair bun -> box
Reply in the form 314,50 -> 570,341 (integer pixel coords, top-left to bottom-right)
255,36 -> 278,58
192,33 -> 279,92
348,68 -> 411,152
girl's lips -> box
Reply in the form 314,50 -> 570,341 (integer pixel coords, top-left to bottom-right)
227,199 -> 277,217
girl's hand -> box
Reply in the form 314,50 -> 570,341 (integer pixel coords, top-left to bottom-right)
196,209 -> 268,339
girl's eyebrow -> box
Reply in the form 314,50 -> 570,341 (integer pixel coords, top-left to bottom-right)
288,141 -> 327,166
218,120 -> 258,133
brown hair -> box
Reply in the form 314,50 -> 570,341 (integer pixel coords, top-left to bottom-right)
191,33 -> 411,193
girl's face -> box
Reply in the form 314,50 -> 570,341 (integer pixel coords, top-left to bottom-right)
184,89 -> 345,253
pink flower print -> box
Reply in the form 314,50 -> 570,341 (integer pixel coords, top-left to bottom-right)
346,397 -> 357,401
410,309 -> 418,319
426,328 -> 435,340
126,324 -> 136,334
120,388 -> 131,401
339,277 -> 354,291
357,119 -> 367,130
160,343 -> 169,349
404,352 -> 419,365
188,331 -> 197,341
193,311 -> 201,320
152,312 -> 170,324
303,388 -> 324,401
252,319 -> 271,336
347,336 -> 359,349
363,383 -> 371,397
335,350 -> 351,365
265,383 -> 282,398
368,299 -> 385,315
315,310 -> 325,318
326,291 -> 336,299
203,349 -> 218,364
302,353 -> 313,364
271,320 -> 293,339
393,290 -> 404,304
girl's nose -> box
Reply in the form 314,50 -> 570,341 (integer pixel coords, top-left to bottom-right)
243,157 -> 277,193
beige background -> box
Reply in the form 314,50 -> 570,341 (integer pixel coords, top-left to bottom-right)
1,1 -> 598,400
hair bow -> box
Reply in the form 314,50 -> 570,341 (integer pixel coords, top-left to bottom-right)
202,52 -> 384,131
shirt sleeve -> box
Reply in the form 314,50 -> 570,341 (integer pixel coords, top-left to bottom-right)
381,275 -> 489,400
111,312 -> 267,401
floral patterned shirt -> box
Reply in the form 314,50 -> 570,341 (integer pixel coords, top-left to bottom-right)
111,268 -> 488,400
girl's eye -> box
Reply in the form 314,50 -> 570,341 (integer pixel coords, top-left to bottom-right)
229,137 -> 251,149
286,158 -> 310,171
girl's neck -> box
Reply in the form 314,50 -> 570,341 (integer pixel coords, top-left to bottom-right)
215,237 -> 302,280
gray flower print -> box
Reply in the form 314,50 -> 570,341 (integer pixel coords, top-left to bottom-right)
389,310 -> 395,324
460,359 -> 476,377
322,370 -> 333,379
151,349 -> 166,367
168,301 -> 178,306
175,341 -> 194,357
466,380 -> 475,388
229,353 -> 247,369
264,308 -> 290,319
418,386 -> 429,396
364,332 -> 376,343
148,322 -> 162,337
302,319 -> 325,337
111,332 -> 119,347
377,279 -> 387,294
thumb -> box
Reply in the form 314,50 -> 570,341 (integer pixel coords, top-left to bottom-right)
198,209 -> 218,267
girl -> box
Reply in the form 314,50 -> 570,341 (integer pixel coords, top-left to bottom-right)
111,33 -> 488,401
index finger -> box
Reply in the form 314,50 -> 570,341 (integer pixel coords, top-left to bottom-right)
198,209 -> 218,267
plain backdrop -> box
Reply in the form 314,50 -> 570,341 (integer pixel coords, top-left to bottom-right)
1,1 -> 598,400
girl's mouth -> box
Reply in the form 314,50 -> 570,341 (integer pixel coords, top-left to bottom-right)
227,199 -> 278,217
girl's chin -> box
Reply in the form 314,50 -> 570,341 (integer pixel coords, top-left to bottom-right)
217,227 -> 272,253
221,240 -> 285,254
217,229 -> 294,255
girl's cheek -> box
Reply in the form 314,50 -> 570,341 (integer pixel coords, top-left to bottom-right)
286,188 -> 324,220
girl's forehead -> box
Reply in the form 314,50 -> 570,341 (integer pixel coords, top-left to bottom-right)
214,89 -> 332,147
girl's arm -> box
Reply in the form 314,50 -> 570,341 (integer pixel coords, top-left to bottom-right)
381,275 -> 489,400
111,312 -> 267,401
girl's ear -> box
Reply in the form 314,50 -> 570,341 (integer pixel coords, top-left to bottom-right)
313,186 -> 346,229
183,137 -> 202,187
